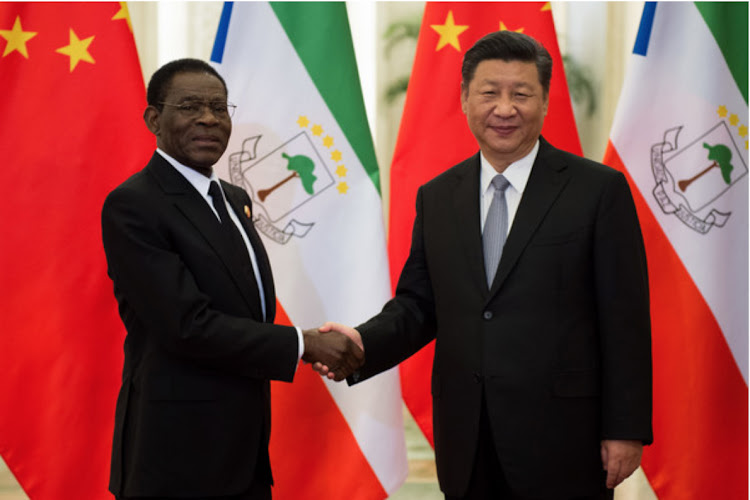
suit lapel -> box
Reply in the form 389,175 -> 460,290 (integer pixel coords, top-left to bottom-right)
147,154 -> 264,318
489,139 -> 571,296
223,183 -> 277,323
452,155 -> 490,294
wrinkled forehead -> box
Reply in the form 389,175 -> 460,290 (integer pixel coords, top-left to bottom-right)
166,71 -> 227,101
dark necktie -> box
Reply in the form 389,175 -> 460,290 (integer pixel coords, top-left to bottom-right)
483,174 -> 511,286
208,180 -> 262,312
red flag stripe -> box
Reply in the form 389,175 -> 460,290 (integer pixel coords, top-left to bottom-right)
604,142 -> 748,500
270,303 -> 387,500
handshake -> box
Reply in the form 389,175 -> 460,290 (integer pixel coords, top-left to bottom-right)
301,322 -> 362,382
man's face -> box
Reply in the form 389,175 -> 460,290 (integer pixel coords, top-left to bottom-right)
144,71 -> 231,176
461,59 -> 548,172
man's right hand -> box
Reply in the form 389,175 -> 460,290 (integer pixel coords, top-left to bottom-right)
309,322 -> 364,381
302,328 -> 364,382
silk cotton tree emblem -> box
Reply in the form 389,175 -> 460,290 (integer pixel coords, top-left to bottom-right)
227,118 -> 343,245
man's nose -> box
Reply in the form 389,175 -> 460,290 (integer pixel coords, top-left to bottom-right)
196,103 -> 220,123
492,96 -> 516,117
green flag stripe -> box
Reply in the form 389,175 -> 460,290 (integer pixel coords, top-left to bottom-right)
695,2 -> 748,104
271,2 -> 381,194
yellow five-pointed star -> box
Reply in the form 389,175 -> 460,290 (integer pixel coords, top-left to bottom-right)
0,16 -> 38,58
323,135 -> 334,148
499,21 -> 524,33
729,114 -> 739,126
335,165 -> 347,177
337,182 -> 349,194
331,150 -> 342,162
311,124 -> 323,136
717,105 -> 728,117
431,11 -> 468,52
297,115 -> 310,128
739,124 -> 748,138
112,2 -> 134,33
56,29 -> 95,72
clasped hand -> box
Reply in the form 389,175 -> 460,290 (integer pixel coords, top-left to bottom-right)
302,323 -> 364,382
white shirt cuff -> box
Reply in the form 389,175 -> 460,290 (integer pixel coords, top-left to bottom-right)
295,326 -> 304,362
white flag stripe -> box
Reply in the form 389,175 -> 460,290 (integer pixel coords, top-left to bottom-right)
610,3 -> 748,380
212,2 -> 407,492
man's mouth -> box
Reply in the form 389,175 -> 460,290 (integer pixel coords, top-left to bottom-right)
489,124 -> 517,136
192,136 -> 221,145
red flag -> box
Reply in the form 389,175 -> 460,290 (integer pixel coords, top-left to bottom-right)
0,3 -> 153,498
389,2 -> 581,445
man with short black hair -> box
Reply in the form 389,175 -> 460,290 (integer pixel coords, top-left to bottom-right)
323,31 -> 652,500
102,58 -> 363,500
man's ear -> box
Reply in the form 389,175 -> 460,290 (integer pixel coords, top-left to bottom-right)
460,84 -> 468,115
143,106 -> 160,136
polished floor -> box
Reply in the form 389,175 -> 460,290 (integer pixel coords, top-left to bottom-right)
0,405 -> 442,500
0,407 -> 654,499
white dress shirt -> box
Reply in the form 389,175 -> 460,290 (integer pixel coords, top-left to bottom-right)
480,140 -> 539,233
156,149 -> 304,360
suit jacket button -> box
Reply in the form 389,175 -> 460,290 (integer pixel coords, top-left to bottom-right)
473,372 -> 482,383
483,310 -> 493,320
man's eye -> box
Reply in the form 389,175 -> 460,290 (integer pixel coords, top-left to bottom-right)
211,103 -> 229,113
180,103 -> 200,112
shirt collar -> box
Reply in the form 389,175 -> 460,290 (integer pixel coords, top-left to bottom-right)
156,148 -> 220,197
480,140 -> 539,196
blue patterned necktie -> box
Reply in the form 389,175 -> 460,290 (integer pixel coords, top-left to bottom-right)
483,174 -> 511,286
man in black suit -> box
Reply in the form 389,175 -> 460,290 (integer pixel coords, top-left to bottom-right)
321,32 -> 652,499
101,59 -> 363,500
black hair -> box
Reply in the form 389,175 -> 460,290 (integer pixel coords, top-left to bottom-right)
461,31 -> 552,95
146,58 -> 228,109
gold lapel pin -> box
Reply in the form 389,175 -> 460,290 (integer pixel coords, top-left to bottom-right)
244,205 -> 251,218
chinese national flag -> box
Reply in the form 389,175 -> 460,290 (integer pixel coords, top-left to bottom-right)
390,2 -> 581,445
0,3 -> 153,498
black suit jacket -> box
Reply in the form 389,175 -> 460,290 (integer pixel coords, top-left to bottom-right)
354,138 -> 652,498
102,153 -> 299,497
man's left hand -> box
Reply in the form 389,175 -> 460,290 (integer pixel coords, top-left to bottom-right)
600,439 -> 643,489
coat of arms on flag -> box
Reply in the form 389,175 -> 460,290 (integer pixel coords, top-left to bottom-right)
652,119 -> 747,234
228,131 -> 337,245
